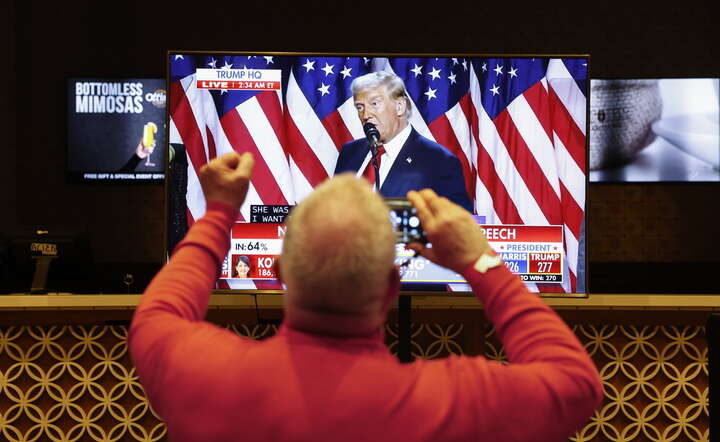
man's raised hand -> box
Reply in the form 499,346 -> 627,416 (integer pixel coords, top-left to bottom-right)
198,152 -> 254,211
406,189 -> 491,274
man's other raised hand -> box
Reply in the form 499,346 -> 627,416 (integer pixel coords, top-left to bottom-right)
407,189 -> 491,274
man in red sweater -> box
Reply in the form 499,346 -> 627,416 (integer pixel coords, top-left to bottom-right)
129,151 -> 603,441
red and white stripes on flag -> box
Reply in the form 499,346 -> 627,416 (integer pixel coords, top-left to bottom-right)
465,59 -> 587,293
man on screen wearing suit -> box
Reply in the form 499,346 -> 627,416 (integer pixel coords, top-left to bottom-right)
334,71 -> 473,212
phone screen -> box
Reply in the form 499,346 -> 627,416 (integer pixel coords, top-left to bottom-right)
385,198 -> 427,245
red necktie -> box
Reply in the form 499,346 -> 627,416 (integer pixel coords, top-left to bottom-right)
362,145 -> 385,186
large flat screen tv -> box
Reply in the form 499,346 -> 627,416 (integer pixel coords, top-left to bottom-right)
67,77 -> 167,182
166,51 -> 589,295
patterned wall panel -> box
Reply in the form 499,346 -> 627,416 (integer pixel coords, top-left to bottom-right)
0,325 -> 165,442
484,323 -> 709,441
0,321 -> 709,441
588,184 -> 719,263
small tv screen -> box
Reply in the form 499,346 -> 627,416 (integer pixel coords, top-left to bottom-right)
589,78 -> 719,182
167,52 -> 589,295
66,77 -> 167,182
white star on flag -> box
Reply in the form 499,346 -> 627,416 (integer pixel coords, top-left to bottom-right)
321,62 -> 335,76
490,84 -> 500,95
340,65 -> 352,78
302,59 -> 315,72
264,56 -> 274,64
448,72 -> 457,84
317,83 -> 330,96
493,64 -> 503,75
428,67 -> 442,80
411,64 -> 423,77
174,55 -> 184,60
481,62 -> 487,72
207,58 -> 217,68
508,67 -> 518,78
424,87 -> 437,100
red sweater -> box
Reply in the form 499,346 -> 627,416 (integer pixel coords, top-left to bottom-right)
129,203 -> 603,442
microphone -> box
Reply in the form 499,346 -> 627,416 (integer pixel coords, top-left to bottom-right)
363,122 -> 381,149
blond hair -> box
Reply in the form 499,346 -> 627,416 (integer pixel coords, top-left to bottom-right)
351,71 -> 412,118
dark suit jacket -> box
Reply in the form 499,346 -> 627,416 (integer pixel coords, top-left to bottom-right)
334,128 -> 473,211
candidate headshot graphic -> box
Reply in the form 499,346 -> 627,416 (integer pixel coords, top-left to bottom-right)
232,255 -> 252,279
333,71 -> 472,211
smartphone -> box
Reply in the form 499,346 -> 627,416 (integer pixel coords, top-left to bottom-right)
385,198 -> 428,245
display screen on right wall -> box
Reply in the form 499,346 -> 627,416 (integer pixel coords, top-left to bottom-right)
589,78 -> 719,182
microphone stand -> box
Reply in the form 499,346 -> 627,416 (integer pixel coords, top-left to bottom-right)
369,141 -> 381,192
369,137 -> 411,362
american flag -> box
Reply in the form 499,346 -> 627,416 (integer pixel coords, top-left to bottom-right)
169,54 -> 588,293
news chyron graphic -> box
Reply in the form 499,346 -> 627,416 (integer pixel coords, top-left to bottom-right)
221,211 -> 564,286
195,68 -> 281,92
168,53 -> 588,294
67,78 -> 166,182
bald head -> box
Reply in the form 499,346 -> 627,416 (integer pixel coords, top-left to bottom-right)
281,174 -> 396,315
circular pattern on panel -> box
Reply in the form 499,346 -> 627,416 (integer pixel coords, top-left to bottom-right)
567,325 -> 707,441
1,322 -> 709,441
0,325 -> 166,442
483,323 -> 708,441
